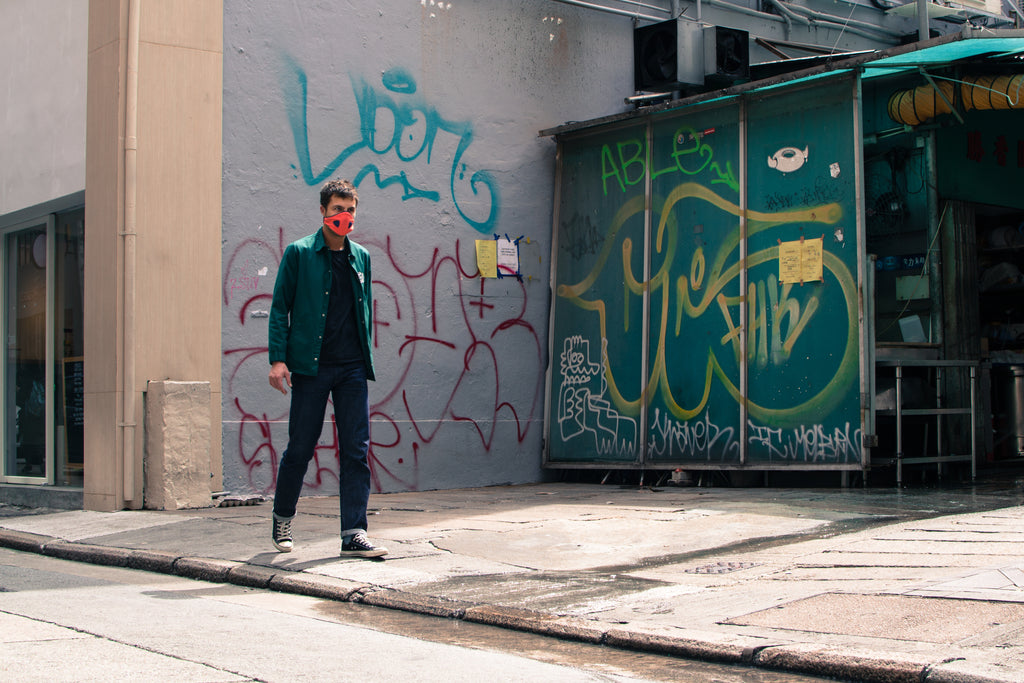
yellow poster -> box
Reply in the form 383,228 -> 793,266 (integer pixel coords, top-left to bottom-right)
778,237 -> 823,284
476,240 -> 497,278
802,237 -> 823,282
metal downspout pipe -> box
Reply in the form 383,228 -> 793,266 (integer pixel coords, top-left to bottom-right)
765,0 -> 807,32
926,132 -> 943,348
123,0 -> 140,504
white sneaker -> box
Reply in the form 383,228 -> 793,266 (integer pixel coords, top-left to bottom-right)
341,532 -> 387,558
272,514 -> 293,553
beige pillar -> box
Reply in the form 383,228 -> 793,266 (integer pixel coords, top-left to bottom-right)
85,0 -> 223,511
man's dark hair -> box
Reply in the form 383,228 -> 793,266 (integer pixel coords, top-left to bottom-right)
320,179 -> 359,208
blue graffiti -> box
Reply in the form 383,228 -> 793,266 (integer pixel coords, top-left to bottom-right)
281,55 -> 500,233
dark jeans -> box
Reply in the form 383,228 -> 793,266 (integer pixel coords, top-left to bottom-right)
273,361 -> 370,538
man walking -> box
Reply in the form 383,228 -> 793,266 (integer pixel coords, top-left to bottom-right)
267,178 -> 386,559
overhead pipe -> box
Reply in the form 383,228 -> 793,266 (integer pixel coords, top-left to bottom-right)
550,0 -> 666,22
782,3 -> 906,39
704,0 -> 902,42
763,0 -> 805,32
703,0 -> 790,26
122,0 -> 140,504
888,73 -> 1024,125
554,0 -> 904,42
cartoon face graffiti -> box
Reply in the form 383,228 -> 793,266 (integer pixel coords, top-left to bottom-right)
767,146 -> 809,173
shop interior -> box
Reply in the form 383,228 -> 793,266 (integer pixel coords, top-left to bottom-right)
863,70 -> 1024,483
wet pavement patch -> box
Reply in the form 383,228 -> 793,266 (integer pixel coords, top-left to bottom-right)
686,561 -> 760,574
406,571 -> 670,612
725,592 -> 1024,643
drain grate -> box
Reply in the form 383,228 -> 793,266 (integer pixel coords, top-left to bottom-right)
686,561 -> 760,574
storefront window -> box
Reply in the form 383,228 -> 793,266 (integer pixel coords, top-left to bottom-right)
0,208 -> 84,487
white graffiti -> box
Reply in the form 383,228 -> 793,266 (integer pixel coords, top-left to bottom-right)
747,420 -> 861,462
767,146 -> 809,173
557,336 -> 637,457
647,408 -> 739,460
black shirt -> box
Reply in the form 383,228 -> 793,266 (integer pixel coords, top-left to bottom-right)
319,246 -> 363,366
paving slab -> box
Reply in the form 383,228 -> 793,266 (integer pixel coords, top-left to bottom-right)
0,510 -> 198,541
0,611 -> 91,643
726,593 -> 1024,643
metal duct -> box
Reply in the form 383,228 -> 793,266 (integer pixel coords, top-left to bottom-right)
888,74 -> 1024,125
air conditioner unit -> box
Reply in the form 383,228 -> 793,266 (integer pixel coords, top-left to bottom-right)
634,20 -> 749,92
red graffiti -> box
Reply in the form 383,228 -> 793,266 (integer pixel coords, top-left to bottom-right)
223,230 -> 542,495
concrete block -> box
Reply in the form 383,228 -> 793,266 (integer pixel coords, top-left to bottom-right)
227,563 -> 279,589
42,541 -> 129,567
752,644 -> 929,683
603,628 -> 749,664
127,549 -> 180,574
267,572 -> 367,601
174,556 -> 238,583
464,605 -> 606,644
359,589 -> 472,619
144,381 -> 214,510
0,528 -> 53,553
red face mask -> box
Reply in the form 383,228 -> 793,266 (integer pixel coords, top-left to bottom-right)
323,211 -> 354,237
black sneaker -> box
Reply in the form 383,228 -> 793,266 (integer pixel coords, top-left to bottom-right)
341,532 -> 387,558
272,514 -> 293,553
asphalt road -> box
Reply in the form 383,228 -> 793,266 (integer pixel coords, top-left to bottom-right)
0,547 -> 832,683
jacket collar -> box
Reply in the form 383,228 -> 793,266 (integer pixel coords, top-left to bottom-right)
313,227 -> 328,252
316,226 -> 352,253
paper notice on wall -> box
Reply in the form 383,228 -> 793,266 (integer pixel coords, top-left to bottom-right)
476,240 -> 497,278
778,237 -> 823,284
496,237 -> 520,277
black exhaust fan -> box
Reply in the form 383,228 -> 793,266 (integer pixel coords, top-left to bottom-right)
634,20 -> 749,92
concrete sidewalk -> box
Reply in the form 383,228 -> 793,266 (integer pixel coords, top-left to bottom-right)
2,482 -> 1024,683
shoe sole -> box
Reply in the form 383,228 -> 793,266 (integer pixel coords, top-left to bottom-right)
273,540 -> 293,553
340,549 -> 387,558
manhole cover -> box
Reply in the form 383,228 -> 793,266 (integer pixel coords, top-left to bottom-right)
686,561 -> 760,574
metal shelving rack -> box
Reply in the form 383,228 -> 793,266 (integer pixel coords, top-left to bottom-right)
875,359 -> 978,486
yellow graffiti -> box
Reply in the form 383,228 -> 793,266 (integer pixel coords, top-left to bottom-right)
557,182 -> 856,428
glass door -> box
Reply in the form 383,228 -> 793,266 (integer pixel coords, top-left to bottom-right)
2,217 -> 54,483
54,210 -> 85,487
0,211 -> 85,487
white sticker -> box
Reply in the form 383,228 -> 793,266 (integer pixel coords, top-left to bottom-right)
830,162 -> 841,178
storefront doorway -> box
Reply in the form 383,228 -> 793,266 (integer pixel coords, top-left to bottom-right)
0,208 -> 84,488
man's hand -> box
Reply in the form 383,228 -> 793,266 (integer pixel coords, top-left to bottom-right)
269,362 -> 292,395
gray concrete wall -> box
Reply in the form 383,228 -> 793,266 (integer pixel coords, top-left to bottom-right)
0,0 -> 87,216
221,0 -> 632,494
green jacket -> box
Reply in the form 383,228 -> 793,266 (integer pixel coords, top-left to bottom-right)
268,228 -> 375,380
